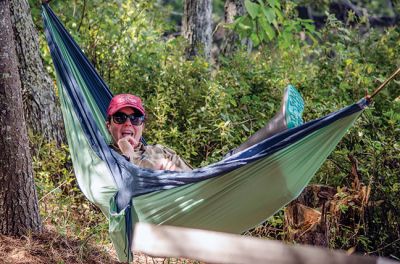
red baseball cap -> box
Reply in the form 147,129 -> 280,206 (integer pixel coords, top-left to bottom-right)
106,94 -> 145,117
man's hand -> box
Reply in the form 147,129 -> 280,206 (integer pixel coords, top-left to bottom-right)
117,136 -> 139,159
158,159 -> 178,171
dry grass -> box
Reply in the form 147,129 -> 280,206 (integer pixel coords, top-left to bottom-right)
0,225 -> 204,264
0,225 -> 118,264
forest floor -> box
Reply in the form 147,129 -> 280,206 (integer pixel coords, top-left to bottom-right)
0,225 -> 200,264
0,225 -> 118,264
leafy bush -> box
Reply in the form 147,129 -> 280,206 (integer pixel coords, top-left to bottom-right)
30,135 -> 110,247
230,0 -> 319,47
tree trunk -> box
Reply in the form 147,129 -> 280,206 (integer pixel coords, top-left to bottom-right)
284,185 -> 336,247
9,0 -> 65,145
221,0 -> 251,56
0,0 -> 42,235
182,0 -> 212,60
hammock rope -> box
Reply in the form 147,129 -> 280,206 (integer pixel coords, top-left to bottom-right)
369,66 -> 400,99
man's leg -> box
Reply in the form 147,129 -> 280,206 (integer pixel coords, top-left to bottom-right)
227,85 -> 304,156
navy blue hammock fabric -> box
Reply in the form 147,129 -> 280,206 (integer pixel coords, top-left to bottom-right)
41,3 -> 369,261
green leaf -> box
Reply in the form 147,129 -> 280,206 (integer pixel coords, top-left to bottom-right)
245,0 -> 260,19
306,31 -> 318,44
258,28 -> 267,42
262,7 -> 276,23
303,22 -> 316,33
230,16 -> 245,29
259,16 -> 275,40
250,32 -> 261,47
273,7 -> 284,21
237,15 -> 253,32
267,0 -> 279,8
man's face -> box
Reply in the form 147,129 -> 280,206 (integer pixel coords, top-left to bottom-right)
106,106 -> 144,148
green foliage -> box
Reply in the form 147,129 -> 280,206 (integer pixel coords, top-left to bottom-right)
306,19 -> 400,256
296,0 -> 398,18
30,135 -> 110,247
30,0 -> 174,87
229,0 -> 319,47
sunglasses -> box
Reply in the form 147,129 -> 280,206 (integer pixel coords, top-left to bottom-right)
112,112 -> 144,126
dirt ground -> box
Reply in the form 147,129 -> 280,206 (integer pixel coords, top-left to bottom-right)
0,225 -> 201,264
0,225 -> 117,264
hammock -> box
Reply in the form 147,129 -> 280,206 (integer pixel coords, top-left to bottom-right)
42,4 -> 368,262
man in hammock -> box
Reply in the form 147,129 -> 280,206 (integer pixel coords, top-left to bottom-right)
105,85 -> 304,171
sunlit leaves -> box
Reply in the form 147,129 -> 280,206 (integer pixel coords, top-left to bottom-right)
245,0 -> 260,19
229,0 -> 319,48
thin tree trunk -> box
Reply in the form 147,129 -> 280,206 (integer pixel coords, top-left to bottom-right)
0,0 -> 42,236
182,0 -> 212,60
9,0 -> 65,145
221,0 -> 251,56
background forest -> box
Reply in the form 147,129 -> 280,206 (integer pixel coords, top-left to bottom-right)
10,0 -> 400,262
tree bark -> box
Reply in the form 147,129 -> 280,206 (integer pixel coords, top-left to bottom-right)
9,0 -> 65,145
182,0 -> 212,60
284,185 -> 336,247
222,0 -> 244,52
221,0 -> 251,56
0,0 -> 42,236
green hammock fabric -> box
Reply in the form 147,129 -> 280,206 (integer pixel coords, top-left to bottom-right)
42,4 -> 367,261
61,77 -> 362,260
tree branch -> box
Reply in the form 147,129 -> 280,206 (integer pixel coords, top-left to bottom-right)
77,0 -> 86,33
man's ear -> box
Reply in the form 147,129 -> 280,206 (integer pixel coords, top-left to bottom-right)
105,121 -> 110,130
